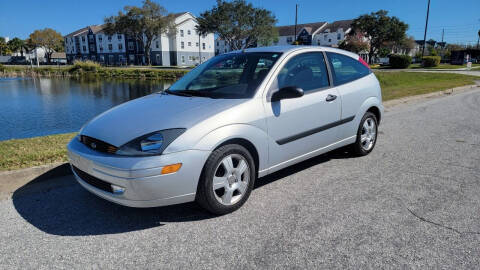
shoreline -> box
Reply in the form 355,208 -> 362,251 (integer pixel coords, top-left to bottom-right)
0,65 -> 189,80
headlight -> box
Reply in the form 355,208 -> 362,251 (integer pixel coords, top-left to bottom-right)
116,128 -> 186,156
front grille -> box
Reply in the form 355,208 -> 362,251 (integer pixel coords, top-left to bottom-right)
72,166 -> 113,193
80,135 -> 118,154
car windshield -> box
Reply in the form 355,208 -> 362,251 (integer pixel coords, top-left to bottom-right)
167,52 -> 282,99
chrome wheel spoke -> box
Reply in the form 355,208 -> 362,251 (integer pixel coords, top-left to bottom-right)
222,156 -> 234,174
361,133 -> 368,143
237,181 -> 248,194
213,176 -> 228,190
235,159 -> 248,179
222,188 -> 234,204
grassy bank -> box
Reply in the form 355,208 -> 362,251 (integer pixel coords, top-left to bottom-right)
0,64 -> 189,80
0,133 -> 76,171
375,72 -> 478,100
372,63 -> 480,70
0,72 -> 478,172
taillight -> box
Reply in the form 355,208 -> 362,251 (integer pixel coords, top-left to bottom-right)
358,57 -> 370,69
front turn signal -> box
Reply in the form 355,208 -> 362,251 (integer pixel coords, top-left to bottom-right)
161,163 -> 182,175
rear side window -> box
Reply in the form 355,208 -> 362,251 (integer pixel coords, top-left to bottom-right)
326,52 -> 371,86
276,52 -> 329,92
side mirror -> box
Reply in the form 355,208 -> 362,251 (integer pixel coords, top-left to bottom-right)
271,86 -> 304,102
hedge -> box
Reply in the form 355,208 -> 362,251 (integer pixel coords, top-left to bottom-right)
422,56 -> 441,67
389,55 -> 412,69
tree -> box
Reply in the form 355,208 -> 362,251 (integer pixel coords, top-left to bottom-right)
29,28 -> 64,63
0,37 -> 11,55
338,33 -> 369,54
7,38 -> 25,56
104,0 -> 175,65
196,0 -> 277,50
351,10 -> 409,63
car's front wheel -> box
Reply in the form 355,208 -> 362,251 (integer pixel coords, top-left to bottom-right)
352,112 -> 378,156
196,144 -> 256,215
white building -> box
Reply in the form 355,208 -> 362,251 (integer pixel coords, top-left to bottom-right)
215,20 -> 354,54
64,12 -> 215,66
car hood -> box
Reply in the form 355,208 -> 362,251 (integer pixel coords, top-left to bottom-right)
80,93 -> 245,146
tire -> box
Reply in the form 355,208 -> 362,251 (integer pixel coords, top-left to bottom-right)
352,112 -> 378,156
196,144 -> 256,215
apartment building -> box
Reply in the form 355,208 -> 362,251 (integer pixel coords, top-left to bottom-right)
65,12 -> 215,66
215,20 -> 353,55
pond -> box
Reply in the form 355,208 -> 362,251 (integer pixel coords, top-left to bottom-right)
0,77 -> 172,141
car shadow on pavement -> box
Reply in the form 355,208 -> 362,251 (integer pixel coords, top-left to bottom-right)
12,147 -> 353,236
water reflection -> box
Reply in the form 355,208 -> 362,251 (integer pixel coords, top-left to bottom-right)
0,77 -> 172,141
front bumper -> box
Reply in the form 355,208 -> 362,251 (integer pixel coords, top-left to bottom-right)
67,138 -> 211,208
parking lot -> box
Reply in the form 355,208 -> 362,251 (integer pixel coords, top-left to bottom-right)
1,87 -> 479,269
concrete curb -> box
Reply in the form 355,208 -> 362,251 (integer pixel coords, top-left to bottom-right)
383,84 -> 479,108
0,162 -> 71,199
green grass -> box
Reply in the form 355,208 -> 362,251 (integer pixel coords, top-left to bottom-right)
373,63 -> 480,70
0,71 -> 479,172
0,133 -> 76,171
375,71 -> 478,101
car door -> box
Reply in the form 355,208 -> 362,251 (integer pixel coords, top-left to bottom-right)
325,52 -> 374,140
264,51 -> 341,170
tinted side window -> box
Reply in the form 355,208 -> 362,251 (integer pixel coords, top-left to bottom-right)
326,52 -> 370,86
276,52 -> 329,92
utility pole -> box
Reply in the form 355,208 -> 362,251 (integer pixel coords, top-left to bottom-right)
198,33 -> 202,64
477,30 -> 480,49
294,4 -> 298,44
441,28 -> 444,43
421,0 -> 431,57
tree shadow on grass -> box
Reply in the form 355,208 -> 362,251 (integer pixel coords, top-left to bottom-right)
12,147 -> 353,236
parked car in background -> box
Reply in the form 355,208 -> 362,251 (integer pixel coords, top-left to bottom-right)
68,46 -> 384,215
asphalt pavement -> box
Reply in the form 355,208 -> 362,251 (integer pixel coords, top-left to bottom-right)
1,87 -> 480,269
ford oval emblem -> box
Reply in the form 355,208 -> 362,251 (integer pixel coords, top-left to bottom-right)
90,142 -> 97,149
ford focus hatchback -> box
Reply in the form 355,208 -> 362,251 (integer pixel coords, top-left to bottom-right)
68,46 -> 383,215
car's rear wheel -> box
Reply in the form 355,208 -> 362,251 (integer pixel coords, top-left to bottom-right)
352,112 -> 378,156
196,144 -> 256,215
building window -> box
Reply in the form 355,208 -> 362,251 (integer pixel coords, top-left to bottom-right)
196,42 -> 199,47
128,41 -> 134,50
324,35 -> 328,40
89,44 -> 95,51
188,42 -> 191,47
216,41 -> 219,46
100,55 -> 105,62
181,41 -> 184,49
98,35 -> 103,41
188,56 -> 193,61
287,37 -> 293,43
108,44 -> 113,51
99,47 -> 103,52
119,55 -> 123,62
118,44 -> 123,50
337,33 -> 341,40
328,39 -> 332,42
187,30 -> 191,35
88,35 -> 93,42
317,40 -> 320,45
181,55 -> 185,63
82,45 -> 86,52
81,36 -> 85,42
202,43 -> 205,50
156,41 -> 159,48
117,34 -> 122,40
180,30 -> 184,37
108,35 -> 112,41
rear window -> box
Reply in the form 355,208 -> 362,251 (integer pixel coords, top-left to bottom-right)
326,52 -> 371,86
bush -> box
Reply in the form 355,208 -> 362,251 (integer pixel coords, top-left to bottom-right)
422,56 -> 441,67
69,60 -> 101,73
0,63 -> 4,72
389,54 -> 412,69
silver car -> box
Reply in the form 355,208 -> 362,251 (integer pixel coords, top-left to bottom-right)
68,46 -> 383,214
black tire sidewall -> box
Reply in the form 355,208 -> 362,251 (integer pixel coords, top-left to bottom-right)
197,144 -> 256,215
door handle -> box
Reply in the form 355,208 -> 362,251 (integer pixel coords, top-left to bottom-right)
326,94 -> 337,102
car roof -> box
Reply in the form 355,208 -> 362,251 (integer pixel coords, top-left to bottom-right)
228,45 -> 359,59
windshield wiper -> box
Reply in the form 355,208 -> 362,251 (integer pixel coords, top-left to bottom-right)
163,89 -> 194,97
166,89 -> 212,98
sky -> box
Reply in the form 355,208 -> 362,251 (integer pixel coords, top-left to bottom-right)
0,0 -> 479,45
